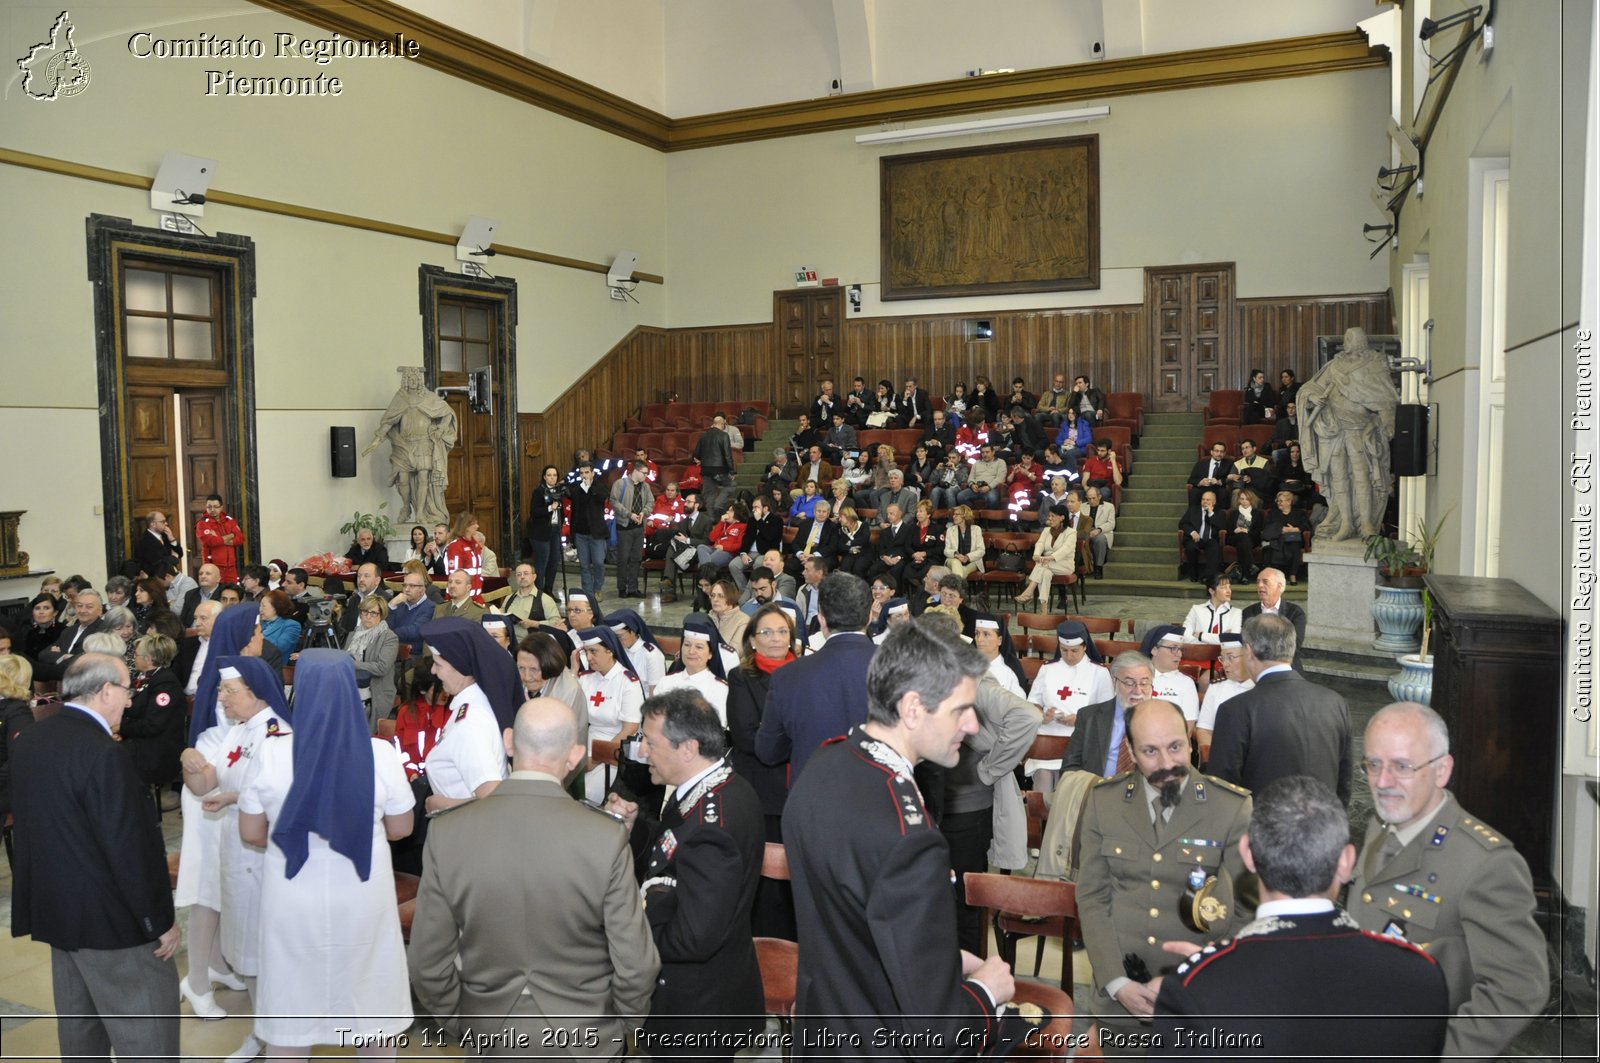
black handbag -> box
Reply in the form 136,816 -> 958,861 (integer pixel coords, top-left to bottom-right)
995,545 -> 1026,573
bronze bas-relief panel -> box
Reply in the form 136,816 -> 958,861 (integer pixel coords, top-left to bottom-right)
880,135 -> 1099,300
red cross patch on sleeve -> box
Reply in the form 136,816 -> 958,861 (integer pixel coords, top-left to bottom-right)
155,692 -> 171,707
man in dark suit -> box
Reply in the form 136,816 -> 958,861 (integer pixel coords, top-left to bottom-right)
661,493 -> 714,601
1187,440 -> 1234,505
175,599 -> 223,696
412,698 -> 659,1053
607,689 -> 764,1062
1178,489 -> 1225,584
178,562 -> 223,627
783,619 -> 1017,1054
1154,775 -> 1448,1057
133,509 -> 183,576
33,589 -> 108,681
785,500 -> 841,578
337,562 -> 393,638
10,653 -> 181,1059
757,571 -> 875,782
1240,567 -> 1308,672
1209,614 -> 1352,805
870,502 -> 918,592
894,376 -> 932,428
343,526 -> 390,570
1063,650 -> 1153,778
1070,375 -> 1107,423
809,379 -> 838,430
693,412 -> 735,488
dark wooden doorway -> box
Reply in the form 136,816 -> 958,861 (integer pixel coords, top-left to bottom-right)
1145,263 -> 1234,412
124,388 -> 231,572
775,287 -> 843,415
419,268 -> 519,563
88,216 -> 260,578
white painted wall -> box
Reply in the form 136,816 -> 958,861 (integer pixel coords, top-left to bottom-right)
663,69 -> 1391,326
1,0 -> 665,573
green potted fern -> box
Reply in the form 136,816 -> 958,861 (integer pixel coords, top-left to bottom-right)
1364,510 -> 1449,654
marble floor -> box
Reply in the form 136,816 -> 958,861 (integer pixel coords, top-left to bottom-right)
0,579 -> 1592,1059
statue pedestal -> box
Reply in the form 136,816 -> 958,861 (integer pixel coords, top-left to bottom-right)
1306,541 -> 1389,659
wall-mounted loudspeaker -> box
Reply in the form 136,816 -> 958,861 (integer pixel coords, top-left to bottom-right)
331,426 -> 357,478
1391,403 -> 1428,476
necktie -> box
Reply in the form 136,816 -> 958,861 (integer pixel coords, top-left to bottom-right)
1200,512 -> 1209,538
1377,830 -> 1403,869
1115,740 -> 1135,777
805,523 -> 820,552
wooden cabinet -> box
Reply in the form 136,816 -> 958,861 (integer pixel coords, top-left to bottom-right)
1426,574 -> 1562,883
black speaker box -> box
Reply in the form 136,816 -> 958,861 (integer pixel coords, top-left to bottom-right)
1392,403 -> 1428,477
331,425 -> 357,478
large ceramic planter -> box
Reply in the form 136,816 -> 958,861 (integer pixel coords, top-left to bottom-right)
1387,653 -> 1434,706
1372,585 -> 1424,653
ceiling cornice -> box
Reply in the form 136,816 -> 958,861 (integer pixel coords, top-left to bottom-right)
248,2 -> 1386,152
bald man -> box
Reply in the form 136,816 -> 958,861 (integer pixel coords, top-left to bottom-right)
1076,699 -> 1254,1045
411,698 -> 659,1057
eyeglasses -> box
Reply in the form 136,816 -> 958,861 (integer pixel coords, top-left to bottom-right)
1359,755 -> 1445,781
753,628 -> 788,639
360,608 -> 383,617
1114,676 -> 1153,690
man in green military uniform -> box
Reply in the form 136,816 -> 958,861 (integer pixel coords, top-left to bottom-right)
1349,702 -> 1547,1060
1076,699 -> 1254,1053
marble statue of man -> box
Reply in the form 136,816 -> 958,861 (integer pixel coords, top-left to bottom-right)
363,366 -> 457,526
1297,327 -> 1399,540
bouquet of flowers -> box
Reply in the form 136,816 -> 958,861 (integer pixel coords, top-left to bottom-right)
296,551 -> 353,577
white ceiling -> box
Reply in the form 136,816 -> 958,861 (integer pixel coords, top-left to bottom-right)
392,0 -> 1381,118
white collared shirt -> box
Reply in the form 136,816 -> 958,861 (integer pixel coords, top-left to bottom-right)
674,759 -> 725,804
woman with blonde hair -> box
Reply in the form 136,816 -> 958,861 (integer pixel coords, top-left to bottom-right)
0,654 -> 36,818
444,511 -> 484,598
346,595 -> 400,731
943,505 -> 986,578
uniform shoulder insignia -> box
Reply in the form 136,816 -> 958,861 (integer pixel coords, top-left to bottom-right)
1458,813 -> 1509,849
1093,771 -> 1133,789
625,673 -> 640,683
264,717 -> 289,736
888,776 -> 928,831
696,786 -> 724,827
1201,773 -> 1250,797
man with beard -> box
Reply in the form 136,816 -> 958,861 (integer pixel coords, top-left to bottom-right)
1076,699 -> 1253,1050
1348,703 -> 1546,1060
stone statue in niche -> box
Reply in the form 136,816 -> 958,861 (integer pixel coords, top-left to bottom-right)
363,366 -> 457,527
1297,327 -> 1400,540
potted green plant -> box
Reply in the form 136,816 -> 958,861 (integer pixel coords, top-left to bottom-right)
338,504 -> 396,545
1364,510 -> 1450,653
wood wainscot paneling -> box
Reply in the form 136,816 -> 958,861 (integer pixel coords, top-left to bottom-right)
525,323 -> 775,502
840,305 -> 1145,400
1235,292 -> 1395,392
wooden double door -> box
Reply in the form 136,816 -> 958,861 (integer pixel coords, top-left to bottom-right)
775,287 -> 843,415
1146,263 -> 1234,412
125,386 -> 230,571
